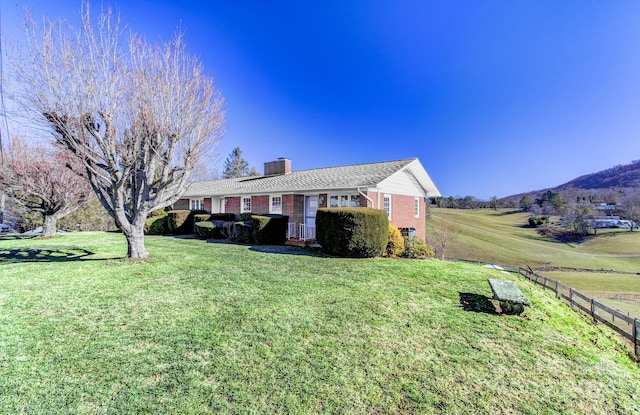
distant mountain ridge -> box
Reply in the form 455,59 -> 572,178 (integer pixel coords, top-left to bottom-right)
556,161 -> 640,190
501,160 -> 640,203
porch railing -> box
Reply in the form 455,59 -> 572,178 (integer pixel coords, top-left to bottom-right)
287,223 -> 316,240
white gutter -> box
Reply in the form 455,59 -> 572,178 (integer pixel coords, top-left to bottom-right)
357,187 -> 375,208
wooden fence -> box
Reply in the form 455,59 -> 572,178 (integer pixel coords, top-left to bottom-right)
518,266 -> 640,358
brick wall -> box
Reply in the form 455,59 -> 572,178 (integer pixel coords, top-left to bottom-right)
292,195 -> 305,224
251,195 -> 270,214
364,191 -> 426,241
226,197 -> 241,216
389,194 -> 426,241
203,198 -> 212,212
366,191 -> 378,208
282,194 -> 294,218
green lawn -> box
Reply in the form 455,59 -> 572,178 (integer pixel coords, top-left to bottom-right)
0,232 -> 639,414
428,208 -> 640,319
428,208 -> 640,272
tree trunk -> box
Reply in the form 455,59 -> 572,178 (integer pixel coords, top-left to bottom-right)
125,228 -> 149,259
42,214 -> 57,237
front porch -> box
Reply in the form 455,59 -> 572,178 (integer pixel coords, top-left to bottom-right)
286,222 -> 316,241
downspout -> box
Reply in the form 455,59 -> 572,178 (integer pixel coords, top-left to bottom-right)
358,187 -> 375,208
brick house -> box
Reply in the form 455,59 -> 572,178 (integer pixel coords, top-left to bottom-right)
175,158 -> 440,241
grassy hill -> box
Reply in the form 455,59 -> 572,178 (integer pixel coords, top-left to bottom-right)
427,208 -> 640,317
0,232 -> 638,414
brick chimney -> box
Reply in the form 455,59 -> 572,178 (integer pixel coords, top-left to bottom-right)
264,158 -> 292,175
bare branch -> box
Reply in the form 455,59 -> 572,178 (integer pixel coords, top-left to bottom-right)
11,2 -> 225,257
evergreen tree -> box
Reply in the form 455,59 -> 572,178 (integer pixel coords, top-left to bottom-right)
223,147 -> 259,178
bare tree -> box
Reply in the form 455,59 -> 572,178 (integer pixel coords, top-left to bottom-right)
0,138 -> 91,237
12,4 -> 225,257
430,216 -> 459,260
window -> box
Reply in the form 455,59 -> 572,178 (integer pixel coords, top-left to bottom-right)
190,198 -> 204,211
414,197 -> 420,218
242,197 -> 251,213
329,194 -> 364,208
383,195 -> 391,219
270,195 -> 282,214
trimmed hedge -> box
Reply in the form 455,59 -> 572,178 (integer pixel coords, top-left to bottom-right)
316,208 -> 388,258
194,221 -> 218,239
210,213 -> 237,222
252,214 -> 289,245
167,209 -> 207,235
233,221 -> 253,244
194,214 -> 211,224
144,209 -> 169,235
192,213 -> 237,236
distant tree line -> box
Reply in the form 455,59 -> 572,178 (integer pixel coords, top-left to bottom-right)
430,196 -> 502,210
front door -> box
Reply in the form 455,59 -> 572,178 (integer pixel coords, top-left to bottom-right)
305,196 -> 318,238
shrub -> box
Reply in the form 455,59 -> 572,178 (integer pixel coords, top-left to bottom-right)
252,214 -> 289,245
167,209 -> 206,235
58,198 -> 117,231
194,221 -> 217,239
144,209 -> 169,235
212,213 -> 236,222
210,213 -> 237,222
233,221 -> 253,244
528,216 -> 546,227
239,212 -> 252,221
402,237 -> 434,258
194,213 -> 212,224
316,208 -> 388,258
386,224 -> 405,257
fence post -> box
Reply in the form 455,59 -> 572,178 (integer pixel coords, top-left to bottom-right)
543,277 -> 548,290
569,288 -> 575,308
634,319 -> 640,358
555,282 -> 560,299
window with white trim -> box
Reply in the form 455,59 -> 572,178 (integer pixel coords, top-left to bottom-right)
328,194 -> 363,208
270,195 -> 283,214
414,197 -> 420,218
190,198 -> 204,211
383,194 -> 391,219
241,197 -> 251,213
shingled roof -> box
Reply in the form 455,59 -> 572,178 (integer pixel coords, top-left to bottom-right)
183,158 -> 439,197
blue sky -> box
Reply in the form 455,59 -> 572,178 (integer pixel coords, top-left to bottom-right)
2,1 -> 640,199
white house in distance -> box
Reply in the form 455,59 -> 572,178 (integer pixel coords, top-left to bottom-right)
175,158 -> 441,241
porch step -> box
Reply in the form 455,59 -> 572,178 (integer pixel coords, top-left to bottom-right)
285,239 -> 322,249
285,239 -> 306,247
